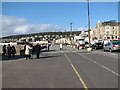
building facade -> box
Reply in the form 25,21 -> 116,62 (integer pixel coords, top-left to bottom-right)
91,20 -> 120,40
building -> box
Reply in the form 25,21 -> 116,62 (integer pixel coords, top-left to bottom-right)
91,20 -> 120,40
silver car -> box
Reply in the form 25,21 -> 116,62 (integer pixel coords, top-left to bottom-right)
103,41 -> 120,52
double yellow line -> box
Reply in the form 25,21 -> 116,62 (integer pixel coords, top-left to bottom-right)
62,51 -> 88,90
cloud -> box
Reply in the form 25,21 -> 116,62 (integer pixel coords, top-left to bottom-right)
65,27 -> 87,32
1,15 -> 87,37
1,15 -> 65,37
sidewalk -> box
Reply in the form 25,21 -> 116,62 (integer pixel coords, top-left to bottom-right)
1,45 -> 89,61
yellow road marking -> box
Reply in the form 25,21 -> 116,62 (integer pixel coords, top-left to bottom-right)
62,51 -> 88,90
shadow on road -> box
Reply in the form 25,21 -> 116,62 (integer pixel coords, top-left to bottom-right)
99,49 -> 120,53
1,54 -> 24,61
40,55 -> 61,59
1,49 -> 61,61
1,50 -> 25,61
41,49 -> 56,52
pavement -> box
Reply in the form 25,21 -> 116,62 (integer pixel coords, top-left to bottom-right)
2,45 -> 120,89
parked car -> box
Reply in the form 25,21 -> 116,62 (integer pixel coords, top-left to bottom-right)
74,38 -> 85,47
103,39 -> 110,45
92,42 -> 103,50
103,41 -> 120,52
84,41 -> 89,48
84,41 -> 92,48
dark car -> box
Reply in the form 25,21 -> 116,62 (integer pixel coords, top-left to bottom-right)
92,42 -> 103,50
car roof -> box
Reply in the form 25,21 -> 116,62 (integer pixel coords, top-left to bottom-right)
110,41 -> 118,43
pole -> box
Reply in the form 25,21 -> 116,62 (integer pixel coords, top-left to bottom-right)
70,22 -> 73,45
87,0 -> 91,48
70,22 -> 73,36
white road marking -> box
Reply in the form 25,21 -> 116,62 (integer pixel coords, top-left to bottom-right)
93,50 -> 118,59
73,51 -> 120,77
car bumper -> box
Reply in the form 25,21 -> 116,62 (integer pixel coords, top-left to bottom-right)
112,47 -> 120,51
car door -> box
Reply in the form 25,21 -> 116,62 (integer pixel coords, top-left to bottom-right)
104,43 -> 108,50
107,42 -> 111,50
104,42 -> 110,50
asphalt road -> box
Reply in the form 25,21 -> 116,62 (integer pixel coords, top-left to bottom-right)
2,45 -> 119,89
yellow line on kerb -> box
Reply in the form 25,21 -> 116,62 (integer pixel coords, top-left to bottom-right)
62,51 -> 88,90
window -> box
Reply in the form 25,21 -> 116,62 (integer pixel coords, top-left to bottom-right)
108,42 -> 111,45
106,31 -> 110,35
112,42 -> 118,45
107,37 -> 110,39
113,31 -> 114,34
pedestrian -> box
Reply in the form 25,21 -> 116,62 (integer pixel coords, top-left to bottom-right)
23,45 -> 26,56
35,43 -> 41,59
60,43 -> 63,50
2,44 -> 6,56
76,43 -> 79,50
11,45 -> 16,57
29,43 -> 34,59
7,44 -> 12,58
25,43 -> 32,59
46,44 -> 50,51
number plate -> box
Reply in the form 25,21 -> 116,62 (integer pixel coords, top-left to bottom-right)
118,45 -> 120,47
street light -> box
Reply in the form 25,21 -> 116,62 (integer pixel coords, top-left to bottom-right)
86,0 -> 91,48
70,22 -> 73,44
70,22 -> 73,36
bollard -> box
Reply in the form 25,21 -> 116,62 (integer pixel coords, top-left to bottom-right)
73,46 -> 76,48
79,47 -> 82,49
87,48 -> 92,51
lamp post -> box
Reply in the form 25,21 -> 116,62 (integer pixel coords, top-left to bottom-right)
70,22 -> 73,44
87,0 -> 91,48
70,22 -> 73,36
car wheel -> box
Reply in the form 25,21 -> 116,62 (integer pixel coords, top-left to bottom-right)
109,49 -> 113,53
103,49 -> 106,51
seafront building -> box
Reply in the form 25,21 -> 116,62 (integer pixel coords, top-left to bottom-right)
90,20 -> 120,40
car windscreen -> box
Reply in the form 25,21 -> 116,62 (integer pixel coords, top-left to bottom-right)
118,41 -> 120,44
112,42 -> 120,45
96,43 -> 102,45
78,39 -> 84,41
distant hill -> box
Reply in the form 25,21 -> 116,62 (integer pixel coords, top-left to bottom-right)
2,31 -> 82,39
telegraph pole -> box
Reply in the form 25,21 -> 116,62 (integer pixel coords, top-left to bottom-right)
87,0 -> 91,47
70,22 -> 73,45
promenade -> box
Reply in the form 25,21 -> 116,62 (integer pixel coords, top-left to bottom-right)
2,45 -> 119,89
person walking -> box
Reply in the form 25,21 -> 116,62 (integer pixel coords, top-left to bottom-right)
29,43 -> 34,59
2,44 -> 6,56
60,43 -> 63,50
46,44 -> 50,51
7,44 -> 12,58
25,43 -> 32,59
35,43 -> 41,59
11,45 -> 16,57
76,43 -> 79,50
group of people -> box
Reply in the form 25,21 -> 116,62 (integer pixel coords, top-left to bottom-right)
24,43 -> 41,59
2,44 -> 16,58
2,42 -> 63,59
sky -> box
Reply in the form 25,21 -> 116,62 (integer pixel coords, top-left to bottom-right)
1,1 -> 119,37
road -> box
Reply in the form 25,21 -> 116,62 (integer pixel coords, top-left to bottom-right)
2,45 -> 119,89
